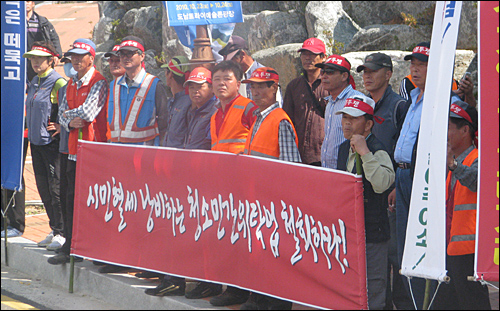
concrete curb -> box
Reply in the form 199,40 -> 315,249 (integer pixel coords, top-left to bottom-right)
1,237 -> 228,310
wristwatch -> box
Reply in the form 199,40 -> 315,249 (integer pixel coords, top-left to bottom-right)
449,159 -> 458,171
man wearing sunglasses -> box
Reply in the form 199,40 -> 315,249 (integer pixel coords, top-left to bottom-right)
107,36 -> 169,146
315,55 -> 363,170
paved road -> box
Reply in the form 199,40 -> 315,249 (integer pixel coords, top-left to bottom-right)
1,263 -> 117,310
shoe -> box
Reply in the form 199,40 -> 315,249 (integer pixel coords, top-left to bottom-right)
46,235 -> 65,251
47,253 -> 69,265
37,231 -> 54,247
144,279 -> 185,296
185,281 -> 223,299
1,227 -> 23,238
210,287 -> 249,306
240,293 -> 293,310
47,253 -> 83,265
98,264 -> 131,274
135,271 -> 161,279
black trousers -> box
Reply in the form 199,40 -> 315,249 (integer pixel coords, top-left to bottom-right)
59,158 -> 76,255
1,138 -> 29,233
432,253 -> 491,310
385,210 -> 414,310
31,140 -> 63,236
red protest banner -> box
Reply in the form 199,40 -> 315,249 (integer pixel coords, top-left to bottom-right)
476,1 -> 499,282
72,141 -> 368,309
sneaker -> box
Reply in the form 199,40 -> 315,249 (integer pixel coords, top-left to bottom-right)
37,231 -> 54,247
135,271 -> 161,279
210,287 -> 249,306
240,293 -> 293,310
185,281 -> 223,299
47,253 -> 83,265
1,227 -> 23,238
144,279 -> 185,296
46,235 -> 65,251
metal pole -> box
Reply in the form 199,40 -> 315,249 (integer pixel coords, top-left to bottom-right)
69,255 -> 75,293
2,189 -> 9,266
423,279 -> 432,310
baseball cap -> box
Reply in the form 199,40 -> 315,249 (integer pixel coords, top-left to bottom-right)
404,42 -> 430,62
241,67 -> 279,84
67,38 -> 96,57
61,52 -> 72,63
161,56 -> 190,77
119,35 -> 145,52
336,95 -> 376,117
298,38 -> 326,54
450,100 -> 478,129
356,52 -> 393,72
23,45 -> 57,58
315,54 -> 352,72
104,45 -> 121,58
183,67 -> 212,87
218,35 -> 248,60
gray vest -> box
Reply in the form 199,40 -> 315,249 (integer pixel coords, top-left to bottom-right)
26,70 -> 64,145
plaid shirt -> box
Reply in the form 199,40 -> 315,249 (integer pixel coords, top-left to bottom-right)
249,102 -> 301,163
58,67 -> 108,161
321,85 -> 364,169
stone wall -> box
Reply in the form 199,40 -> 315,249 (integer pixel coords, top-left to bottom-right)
92,1 -> 478,95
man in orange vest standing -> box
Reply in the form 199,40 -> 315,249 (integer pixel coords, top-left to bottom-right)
210,61 -> 258,155
433,100 -> 491,309
48,38 -> 109,265
107,36 -> 169,146
239,67 -> 299,310
242,67 -> 301,163
209,60 -> 258,307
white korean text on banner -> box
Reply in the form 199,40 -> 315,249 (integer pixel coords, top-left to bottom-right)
165,1 -> 243,26
475,1 -> 499,282
72,141 -> 368,310
1,1 -> 26,191
401,1 -> 462,282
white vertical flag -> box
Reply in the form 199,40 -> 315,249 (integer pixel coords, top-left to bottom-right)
401,1 -> 462,282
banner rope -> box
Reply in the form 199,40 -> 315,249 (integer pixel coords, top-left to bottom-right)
0,190 -> 16,218
427,281 -> 443,310
406,276 -> 418,310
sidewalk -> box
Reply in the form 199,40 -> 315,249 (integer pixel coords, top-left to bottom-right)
3,214 -> 316,310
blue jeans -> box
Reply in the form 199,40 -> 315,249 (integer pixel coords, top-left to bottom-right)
395,167 -> 431,309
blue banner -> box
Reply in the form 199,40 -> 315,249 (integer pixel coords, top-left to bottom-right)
165,1 -> 243,26
1,1 -> 26,191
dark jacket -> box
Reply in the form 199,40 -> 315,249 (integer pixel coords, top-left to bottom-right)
337,134 -> 391,243
27,12 -> 62,82
370,85 -> 410,159
283,72 -> 329,164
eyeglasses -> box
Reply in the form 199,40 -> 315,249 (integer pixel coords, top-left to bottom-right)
320,68 -> 338,75
118,50 -> 140,58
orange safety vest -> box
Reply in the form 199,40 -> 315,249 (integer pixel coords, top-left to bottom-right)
108,73 -> 159,143
244,107 -> 298,159
67,69 -> 107,156
210,95 -> 254,154
446,148 -> 478,256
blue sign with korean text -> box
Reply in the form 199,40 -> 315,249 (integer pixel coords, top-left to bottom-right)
1,1 -> 26,191
165,1 -> 243,26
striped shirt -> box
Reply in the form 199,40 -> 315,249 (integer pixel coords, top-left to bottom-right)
321,85 -> 364,169
249,102 -> 301,163
58,67 -> 108,161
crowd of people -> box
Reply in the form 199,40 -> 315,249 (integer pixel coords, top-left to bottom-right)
1,2 -> 490,309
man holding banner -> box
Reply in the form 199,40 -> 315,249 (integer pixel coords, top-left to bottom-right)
433,101 -> 491,310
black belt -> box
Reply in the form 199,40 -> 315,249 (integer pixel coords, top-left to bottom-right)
398,163 -> 411,169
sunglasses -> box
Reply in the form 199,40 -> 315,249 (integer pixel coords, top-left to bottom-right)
320,68 -> 338,75
118,50 -> 140,58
